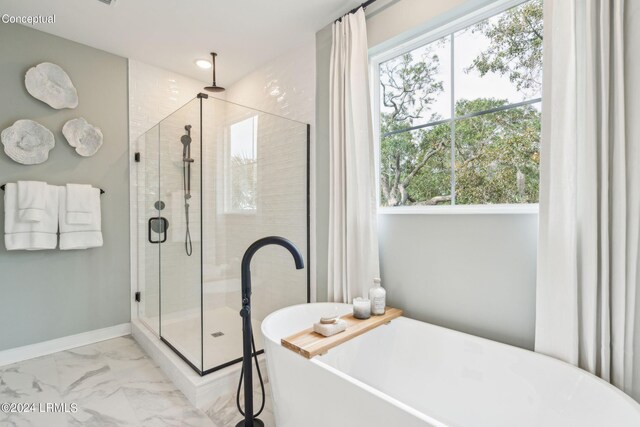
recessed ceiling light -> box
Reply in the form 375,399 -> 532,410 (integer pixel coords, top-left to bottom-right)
195,59 -> 212,69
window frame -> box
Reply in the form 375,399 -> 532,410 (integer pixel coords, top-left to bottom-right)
370,0 -> 540,215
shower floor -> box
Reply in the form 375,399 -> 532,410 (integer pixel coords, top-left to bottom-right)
159,306 -> 264,372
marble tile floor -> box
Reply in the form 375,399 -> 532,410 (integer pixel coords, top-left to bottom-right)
0,335 -> 275,427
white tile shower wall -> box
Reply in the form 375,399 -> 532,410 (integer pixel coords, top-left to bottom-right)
223,41 -> 316,316
205,101 -> 308,322
225,42 -> 315,126
129,59 -> 214,143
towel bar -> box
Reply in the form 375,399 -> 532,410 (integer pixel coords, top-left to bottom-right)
0,184 -> 105,194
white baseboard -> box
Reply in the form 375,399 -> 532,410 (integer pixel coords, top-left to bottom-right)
0,322 -> 132,367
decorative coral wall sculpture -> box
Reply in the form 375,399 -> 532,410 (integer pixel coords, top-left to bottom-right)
1,119 -> 55,165
25,62 -> 78,109
62,118 -> 104,157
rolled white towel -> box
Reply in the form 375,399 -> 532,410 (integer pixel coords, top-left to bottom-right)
17,181 -> 46,223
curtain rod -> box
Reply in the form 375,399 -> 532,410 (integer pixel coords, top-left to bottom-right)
334,0 -> 378,22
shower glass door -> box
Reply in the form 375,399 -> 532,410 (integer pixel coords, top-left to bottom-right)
136,123 -> 161,336
156,98 -> 203,372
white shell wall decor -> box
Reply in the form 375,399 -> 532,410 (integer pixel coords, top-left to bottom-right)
62,118 -> 103,157
1,120 -> 55,165
25,62 -> 78,109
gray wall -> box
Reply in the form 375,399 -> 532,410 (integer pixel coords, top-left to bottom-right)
0,24 -> 129,350
379,214 -> 537,349
315,0 -> 538,349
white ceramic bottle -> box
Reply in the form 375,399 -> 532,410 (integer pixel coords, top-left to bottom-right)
369,278 -> 386,315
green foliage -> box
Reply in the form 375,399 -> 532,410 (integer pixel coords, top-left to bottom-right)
466,0 -> 543,94
380,115 -> 450,206
379,43 -> 451,206
453,99 -> 540,204
380,99 -> 540,206
379,0 -> 543,207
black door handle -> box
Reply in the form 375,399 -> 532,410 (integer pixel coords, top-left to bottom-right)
148,217 -> 169,244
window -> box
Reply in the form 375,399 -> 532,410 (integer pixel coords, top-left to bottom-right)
226,116 -> 258,212
373,0 -> 543,209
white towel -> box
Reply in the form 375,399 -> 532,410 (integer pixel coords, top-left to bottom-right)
59,186 -> 103,250
4,183 -> 59,250
66,184 -> 93,225
17,181 -> 47,223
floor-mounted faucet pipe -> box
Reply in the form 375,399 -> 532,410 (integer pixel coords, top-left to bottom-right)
235,236 -> 304,427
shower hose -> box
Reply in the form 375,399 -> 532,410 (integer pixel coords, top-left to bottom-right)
184,201 -> 193,256
236,331 -> 266,418
182,160 -> 193,257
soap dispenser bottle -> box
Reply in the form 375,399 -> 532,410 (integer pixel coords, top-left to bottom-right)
369,278 -> 386,315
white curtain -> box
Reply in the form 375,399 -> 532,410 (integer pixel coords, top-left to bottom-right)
536,0 -> 640,400
328,8 -> 380,303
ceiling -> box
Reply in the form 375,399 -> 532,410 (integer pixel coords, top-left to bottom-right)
3,0 -> 363,86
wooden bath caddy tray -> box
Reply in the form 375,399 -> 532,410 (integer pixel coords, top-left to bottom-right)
281,307 -> 403,359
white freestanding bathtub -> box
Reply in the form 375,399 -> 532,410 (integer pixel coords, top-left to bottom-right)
262,303 -> 640,427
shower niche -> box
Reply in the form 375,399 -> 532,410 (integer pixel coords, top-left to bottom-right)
135,94 -> 309,375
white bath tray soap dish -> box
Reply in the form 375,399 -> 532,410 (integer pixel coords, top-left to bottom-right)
282,307 -> 402,359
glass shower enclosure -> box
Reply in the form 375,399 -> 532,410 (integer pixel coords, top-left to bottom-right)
135,94 -> 309,375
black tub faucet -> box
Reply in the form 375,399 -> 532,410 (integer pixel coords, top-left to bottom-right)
236,236 -> 304,427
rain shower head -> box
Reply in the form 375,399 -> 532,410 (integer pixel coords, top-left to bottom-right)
204,52 -> 225,93
204,85 -> 226,93
204,85 -> 225,93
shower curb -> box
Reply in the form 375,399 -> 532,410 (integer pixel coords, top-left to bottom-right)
131,319 -> 266,409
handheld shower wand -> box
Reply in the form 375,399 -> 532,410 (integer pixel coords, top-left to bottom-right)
181,125 -> 193,256
235,237 -> 304,427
